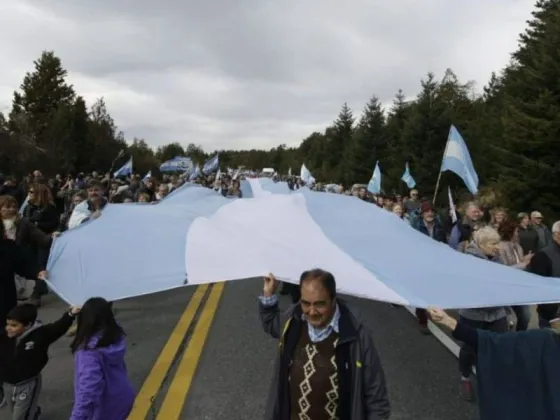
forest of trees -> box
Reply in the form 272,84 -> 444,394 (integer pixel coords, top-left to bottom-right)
0,0 -> 558,216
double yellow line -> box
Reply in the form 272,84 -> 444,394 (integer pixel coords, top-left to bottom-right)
128,282 -> 225,420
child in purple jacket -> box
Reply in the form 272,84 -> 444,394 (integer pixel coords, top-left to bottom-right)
69,297 -> 135,420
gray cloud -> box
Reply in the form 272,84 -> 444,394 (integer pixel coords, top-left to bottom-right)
0,0 -> 534,151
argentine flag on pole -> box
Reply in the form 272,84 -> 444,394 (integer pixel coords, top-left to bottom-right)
401,162 -> 416,188
189,165 -> 201,181
300,164 -> 315,184
440,125 -> 479,194
203,154 -> 219,175
367,161 -> 382,194
114,157 -> 133,178
142,170 -> 151,183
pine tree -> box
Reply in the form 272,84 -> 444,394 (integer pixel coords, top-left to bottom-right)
327,103 -> 354,183
88,98 -> 127,173
385,90 -> 412,193
71,97 -> 94,173
497,0 -> 560,215
348,96 -> 386,186
9,51 -> 75,143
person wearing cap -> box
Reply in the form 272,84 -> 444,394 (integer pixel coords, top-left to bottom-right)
517,212 -> 540,254
412,200 -> 446,334
530,211 -> 552,251
529,220 -> 560,328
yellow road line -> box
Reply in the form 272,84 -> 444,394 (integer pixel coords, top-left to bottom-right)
128,284 -> 210,420
156,282 -> 226,420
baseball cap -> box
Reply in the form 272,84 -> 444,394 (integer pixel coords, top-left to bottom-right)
531,211 -> 543,219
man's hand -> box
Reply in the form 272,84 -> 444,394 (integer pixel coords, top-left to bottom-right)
37,270 -> 48,280
70,306 -> 81,315
263,273 -> 279,297
91,210 -> 102,220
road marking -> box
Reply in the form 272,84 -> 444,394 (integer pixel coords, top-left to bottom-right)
128,284 -> 209,420
156,282 -> 226,420
404,306 -> 460,356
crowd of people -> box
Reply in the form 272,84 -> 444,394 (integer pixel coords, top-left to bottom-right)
0,168 -> 245,419
0,168 -> 558,419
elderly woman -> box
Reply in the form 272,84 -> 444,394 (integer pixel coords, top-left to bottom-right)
457,226 -> 510,402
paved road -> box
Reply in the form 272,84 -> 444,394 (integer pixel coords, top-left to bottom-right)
1,279 -> 480,420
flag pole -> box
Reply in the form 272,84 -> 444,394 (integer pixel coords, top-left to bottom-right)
432,129 -> 451,205
432,171 -> 443,205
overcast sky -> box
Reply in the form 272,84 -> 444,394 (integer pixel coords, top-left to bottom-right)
0,0 -> 535,151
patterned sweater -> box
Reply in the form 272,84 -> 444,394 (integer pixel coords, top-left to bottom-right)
289,325 -> 339,420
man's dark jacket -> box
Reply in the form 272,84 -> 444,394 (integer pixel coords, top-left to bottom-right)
259,298 -> 391,420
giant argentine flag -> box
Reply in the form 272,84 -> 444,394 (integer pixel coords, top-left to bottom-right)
47,179 -> 560,308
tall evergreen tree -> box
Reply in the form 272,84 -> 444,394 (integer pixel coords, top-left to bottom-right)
327,103 -> 354,183
348,96 -> 386,186
88,98 -> 127,173
385,90 -> 412,193
497,0 -> 560,215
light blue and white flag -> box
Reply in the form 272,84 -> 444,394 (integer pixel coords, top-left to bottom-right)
189,164 -> 201,181
48,178 -> 560,309
300,164 -> 315,184
367,161 -> 382,194
440,125 -> 479,194
113,157 -> 133,178
203,154 -> 219,175
143,171 -> 152,182
401,162 -> 416,189
232,168 -> 240,180
160,156 -> 194,173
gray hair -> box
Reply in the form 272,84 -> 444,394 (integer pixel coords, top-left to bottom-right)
552,221 -> 560,233
473,226 -> 500,246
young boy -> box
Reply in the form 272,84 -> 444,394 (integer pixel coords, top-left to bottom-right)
0,304 -> 79,420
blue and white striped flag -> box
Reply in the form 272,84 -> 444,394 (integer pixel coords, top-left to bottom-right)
401,162 -> 416,188
440,125 -> 479,194
203,154 -> 219,175
114,157 -> 133,178
159,157 -> 193,173
143,171 -> 152,183
367,161 -> 382,194
189,165 -> 201,181
48,176 -> 560,310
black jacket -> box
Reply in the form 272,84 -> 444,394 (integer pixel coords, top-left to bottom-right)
260,299 -> 390,420
0,312 -> 75,384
